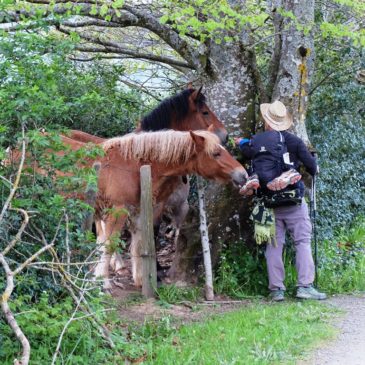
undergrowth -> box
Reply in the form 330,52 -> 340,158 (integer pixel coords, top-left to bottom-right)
215,217 -> 365,298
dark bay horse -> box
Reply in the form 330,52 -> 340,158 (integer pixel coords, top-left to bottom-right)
69,87 -> 228,144
92,130 -> 247,289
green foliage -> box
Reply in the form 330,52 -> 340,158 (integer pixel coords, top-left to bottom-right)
0,293 -> 127,365
307,41 -> 364,239
0,31 -> 146,142
216,218 -> 365,297
318,217 -> 365,293
215,242 -> 268,297
156,284 -> 202,304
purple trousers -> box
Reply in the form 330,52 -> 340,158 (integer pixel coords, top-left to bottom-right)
266,200 -> 315,290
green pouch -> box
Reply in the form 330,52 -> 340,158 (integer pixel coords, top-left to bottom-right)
250,199 -> 276,245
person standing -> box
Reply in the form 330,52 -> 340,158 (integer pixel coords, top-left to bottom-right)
235,100 -> 326,301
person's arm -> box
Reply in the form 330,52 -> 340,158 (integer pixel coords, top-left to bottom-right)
296,139 -> 317,176
234,137 -> 253,160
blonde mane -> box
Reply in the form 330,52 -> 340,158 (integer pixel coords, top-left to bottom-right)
102,130 -> 221,164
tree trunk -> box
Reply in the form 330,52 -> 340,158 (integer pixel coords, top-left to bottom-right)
271,0 -> 315,144
169,1 -> 315,285
169,41 -> 257,283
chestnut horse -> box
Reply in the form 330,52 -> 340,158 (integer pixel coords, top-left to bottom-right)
92,130 -> 247,289
68,87 -> 228,274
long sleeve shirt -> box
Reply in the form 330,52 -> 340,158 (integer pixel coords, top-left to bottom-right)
239,131 -> 317,176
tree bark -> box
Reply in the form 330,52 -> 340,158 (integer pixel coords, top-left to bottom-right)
271,0 -> 315,144
169,40 -> 258,283
197,177 -> 214,301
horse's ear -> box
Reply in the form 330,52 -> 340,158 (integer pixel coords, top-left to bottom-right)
207,124 -> 215,132
190,131 -> 205,151
191,86 -> 203,102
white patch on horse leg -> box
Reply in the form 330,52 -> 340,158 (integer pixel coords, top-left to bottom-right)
94,221 -> 112,289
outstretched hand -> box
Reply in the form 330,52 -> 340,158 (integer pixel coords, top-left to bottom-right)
233,137 -> 243,146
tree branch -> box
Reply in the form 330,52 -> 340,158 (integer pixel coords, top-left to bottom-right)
0,125 -> 26,224
0,253 -> 30,365
66,26 -> 194,69
2,208 -> 29,256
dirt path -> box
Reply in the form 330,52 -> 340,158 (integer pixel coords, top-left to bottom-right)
302,293 -> 365,365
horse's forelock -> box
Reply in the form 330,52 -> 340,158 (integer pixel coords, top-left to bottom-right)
102,130 -> 219,164
192,130 -> 220,155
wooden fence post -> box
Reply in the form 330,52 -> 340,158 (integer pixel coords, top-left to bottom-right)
140,165 -> 157,298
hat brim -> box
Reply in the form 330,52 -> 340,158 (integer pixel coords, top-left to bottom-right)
260,103 -> 293,131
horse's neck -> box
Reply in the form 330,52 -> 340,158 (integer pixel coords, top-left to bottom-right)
152,160 -> 194,178
152,175 -> 181,205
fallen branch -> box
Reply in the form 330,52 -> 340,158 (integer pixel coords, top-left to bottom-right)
0,125 -> 26,224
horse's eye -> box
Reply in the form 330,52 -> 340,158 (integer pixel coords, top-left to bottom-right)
213,151 -> 221,158
202,111 -> 209,116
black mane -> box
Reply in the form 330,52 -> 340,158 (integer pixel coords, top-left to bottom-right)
140,89 -> 206,131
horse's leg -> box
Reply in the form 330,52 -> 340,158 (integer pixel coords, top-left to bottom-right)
94,220 -> 108,285
94,211 -> 127,290
173,199 -> 189,246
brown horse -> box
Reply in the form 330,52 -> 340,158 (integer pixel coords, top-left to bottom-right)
92,130 -> 247,289
68,87 -> 228,274
69,87 -> 228,144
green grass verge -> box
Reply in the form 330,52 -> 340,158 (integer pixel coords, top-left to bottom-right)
142,301 -> 336,365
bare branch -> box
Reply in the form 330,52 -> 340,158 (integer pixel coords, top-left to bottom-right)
73,44 -> 193,69
2,209 -> 29,256
122,4 -> 202,69
0,253 -> 31,365
13,243 -> 54,275
0,126 -> 26,224
60,25 -> 194,69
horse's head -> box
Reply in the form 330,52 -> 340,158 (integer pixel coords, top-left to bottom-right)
189,131 -> 248,188
140,88 -> 228,143
184,87 -> 228,144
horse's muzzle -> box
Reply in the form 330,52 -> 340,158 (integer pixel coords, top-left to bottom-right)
215,129 -> 229,144
231,168 -> 248,189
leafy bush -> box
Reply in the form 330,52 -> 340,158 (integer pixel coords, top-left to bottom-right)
0,31 -> 147,142
307,44 -> 364,240
0,293 -> 127,365
318,217 -> 365,293
215,242 -> 268,297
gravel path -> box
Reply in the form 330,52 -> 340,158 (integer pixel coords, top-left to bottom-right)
302,293 -> 365,365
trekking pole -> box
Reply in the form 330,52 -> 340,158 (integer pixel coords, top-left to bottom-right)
311,167 -> 318,287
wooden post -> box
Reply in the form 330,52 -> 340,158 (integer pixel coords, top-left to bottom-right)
140,165 -> 157,298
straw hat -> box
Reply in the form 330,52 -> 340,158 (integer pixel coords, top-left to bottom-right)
260,100 -> 293,131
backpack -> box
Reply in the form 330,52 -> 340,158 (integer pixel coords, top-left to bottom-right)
251,130 -> 291,189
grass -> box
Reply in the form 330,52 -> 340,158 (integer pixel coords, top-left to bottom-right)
140,301 -> 337,365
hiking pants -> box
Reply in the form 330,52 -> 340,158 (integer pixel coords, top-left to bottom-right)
266,200 -> 315,290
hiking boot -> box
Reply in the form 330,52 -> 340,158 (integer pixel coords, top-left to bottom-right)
267,169 -> 302,191
296,286 -> 327,300
269,289 -> 285,302
239,174 -> 260,196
